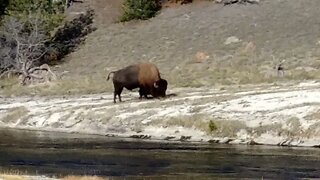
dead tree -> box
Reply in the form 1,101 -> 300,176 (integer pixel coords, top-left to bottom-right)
0,15 -> 56,85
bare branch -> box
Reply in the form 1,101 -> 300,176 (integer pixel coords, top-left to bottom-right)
0,14 -> 54,85
0,69 -> 22,79
28,73 -> 44,79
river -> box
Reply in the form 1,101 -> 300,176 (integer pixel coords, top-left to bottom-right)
0,129 -> 320,179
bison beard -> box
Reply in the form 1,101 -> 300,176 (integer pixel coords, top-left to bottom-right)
107,63 -> 167,103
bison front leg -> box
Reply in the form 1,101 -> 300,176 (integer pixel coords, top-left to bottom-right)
139,88 -> 148,99
150,87 -> 157,98
139,88 -> 143,99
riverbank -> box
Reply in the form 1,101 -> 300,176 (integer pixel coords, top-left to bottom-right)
1,80 -> 320,147
1,128 -> 320,179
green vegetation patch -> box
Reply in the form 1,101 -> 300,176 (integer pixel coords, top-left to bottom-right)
120,0 -> 161,22
152,114 -> 248,137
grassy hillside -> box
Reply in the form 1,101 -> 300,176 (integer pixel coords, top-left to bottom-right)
2,0 -> 320,96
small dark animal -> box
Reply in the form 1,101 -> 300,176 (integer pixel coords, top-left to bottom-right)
276,63 -> 285,77
274,59 -> 285,77
107,63 -> 168,103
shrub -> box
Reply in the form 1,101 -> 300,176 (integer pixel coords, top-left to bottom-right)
0,1 -> 96,85
120,0 -> 161,22
0,0 -> 9,17
0,14 -> 57,85
4,0 -> 65,32
209,120 -> 218,132
44,9 -> 96,64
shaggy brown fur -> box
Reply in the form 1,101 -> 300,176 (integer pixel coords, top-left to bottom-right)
107,63 -> 167,103
137,63 -> 161,95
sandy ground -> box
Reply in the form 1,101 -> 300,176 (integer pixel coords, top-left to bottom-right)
1,81 -> 320,147
0,175 -> 105,180
0,174 -> 57,180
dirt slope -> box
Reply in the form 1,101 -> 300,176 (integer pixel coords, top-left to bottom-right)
65,0 -> 124,26
57,0 -> 320,90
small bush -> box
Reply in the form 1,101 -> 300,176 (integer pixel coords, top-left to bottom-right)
0,0 -> 9,17
4,0 -> 65,32
43,9 -> 96,64
209,120 -> 218,132
120,0 -> 161,22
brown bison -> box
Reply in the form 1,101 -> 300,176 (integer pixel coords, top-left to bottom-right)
107,63 -> 168,103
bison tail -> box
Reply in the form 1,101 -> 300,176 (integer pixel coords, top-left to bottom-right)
107,71 -> 115,81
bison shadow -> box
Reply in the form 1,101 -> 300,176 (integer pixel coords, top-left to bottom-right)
111,93 -> 178,103
138,93 -> 177,100
165,93 -> 178,98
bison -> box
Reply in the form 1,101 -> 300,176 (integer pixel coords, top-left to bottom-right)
107,63 -> 168,103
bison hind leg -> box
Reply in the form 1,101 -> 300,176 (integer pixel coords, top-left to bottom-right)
114,86 -> 123,103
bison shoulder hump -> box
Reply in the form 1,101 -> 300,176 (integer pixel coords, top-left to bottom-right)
138,63 -> 161,86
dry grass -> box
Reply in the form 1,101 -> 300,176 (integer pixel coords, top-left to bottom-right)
2,107 -> 29,124
158,114 -> 310,139
213,120 -> 248,138
0,175 -> 29,180
285,117 -> 302,136
0,75 -> 112,97
162,114 -> 211,132
0,170 -> 37,180
3,56 -> 318,97
306,122 -> 320,138
151,114 -> 249,137
304,110 -> 320,121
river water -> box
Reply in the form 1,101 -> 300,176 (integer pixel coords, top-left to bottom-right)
0,129 -> 320,179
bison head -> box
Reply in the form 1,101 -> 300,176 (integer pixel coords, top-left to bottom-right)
153,78 -> 168,97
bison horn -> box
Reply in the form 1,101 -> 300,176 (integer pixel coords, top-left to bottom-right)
154,82 -> 159,88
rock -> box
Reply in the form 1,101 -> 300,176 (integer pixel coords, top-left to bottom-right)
220,137 -> 233,144
164,136 -> 176,140
194,51 -> 210,63
243,41 -> 256,54
208,139 -> 220,143
216,0 -> 260,5
247,0 -> 260,3
224,36 -> 241,45
130,134 -> 151,139
247,140 -> 261,145
180,135 -> 191,141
